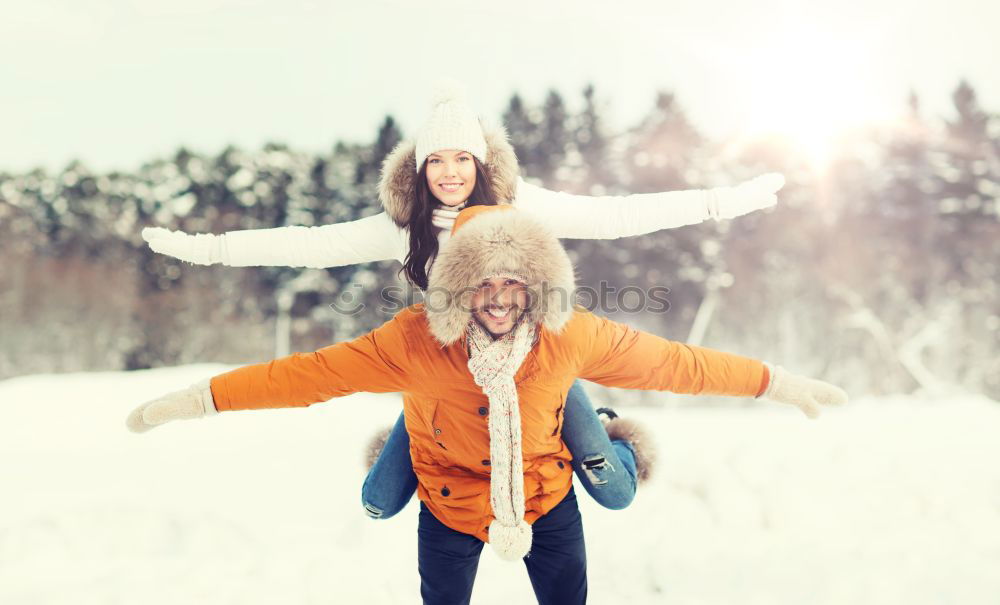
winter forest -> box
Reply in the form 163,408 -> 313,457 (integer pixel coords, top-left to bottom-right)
1,81 -> 997,401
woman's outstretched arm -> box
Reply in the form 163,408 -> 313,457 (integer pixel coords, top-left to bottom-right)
142,211 -> 409,268
515,173 -> 784,240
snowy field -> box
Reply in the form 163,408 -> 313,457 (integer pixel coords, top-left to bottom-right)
2,365 -> 998,605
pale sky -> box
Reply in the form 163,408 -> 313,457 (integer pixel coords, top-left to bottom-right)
2,0 -> 997,173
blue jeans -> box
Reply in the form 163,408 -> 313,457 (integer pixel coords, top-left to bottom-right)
361,379 -> 638,519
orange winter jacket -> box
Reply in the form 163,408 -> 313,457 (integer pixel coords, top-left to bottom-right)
210,305 -> 769,542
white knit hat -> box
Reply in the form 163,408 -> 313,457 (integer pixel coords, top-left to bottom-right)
414,79 -> 488,170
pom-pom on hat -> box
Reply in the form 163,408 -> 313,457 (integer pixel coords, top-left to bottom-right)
415,79 -> 488,170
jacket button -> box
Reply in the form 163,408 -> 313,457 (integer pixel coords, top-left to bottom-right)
482,459 -> 490,466
434,428 -> 442,435
478,407 -> 488,416
441,487 -> 451,497
557,461 -> 565,469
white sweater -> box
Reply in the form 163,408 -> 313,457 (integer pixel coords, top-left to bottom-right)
221,178 -> 724,269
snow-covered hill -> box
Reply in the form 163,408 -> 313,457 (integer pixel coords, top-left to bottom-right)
1,366 -> 997,604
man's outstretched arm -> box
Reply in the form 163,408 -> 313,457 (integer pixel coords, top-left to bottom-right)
573,310 -> 846,418
126,313 -> 413,432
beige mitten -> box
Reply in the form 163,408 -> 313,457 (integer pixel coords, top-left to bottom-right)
760,365 -> 848,419
126,379 -> 218,433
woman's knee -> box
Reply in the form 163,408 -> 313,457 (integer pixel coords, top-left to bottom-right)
575,450 -> 637,510
361,479 -> 409,520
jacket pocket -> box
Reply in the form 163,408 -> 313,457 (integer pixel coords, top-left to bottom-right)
518,386 -> 566,457
551,388 -> 568,436
426,399 -> 449,451
427,399 -> 491,468
431,476 -> 488,514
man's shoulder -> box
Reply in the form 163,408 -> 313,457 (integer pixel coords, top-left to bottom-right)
359,305 -> 437,365
385,304 -> 433,336
545,307 -> 644,344
392,303 -> 428,322
543,306 -> 602,340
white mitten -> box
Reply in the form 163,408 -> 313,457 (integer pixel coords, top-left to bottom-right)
708,173 -> 785,220
142,227 -> 225,265
759,365 -> 848,419
126,380 -> 218,433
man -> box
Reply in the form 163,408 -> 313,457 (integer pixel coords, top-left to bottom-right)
127,205 -> 846,605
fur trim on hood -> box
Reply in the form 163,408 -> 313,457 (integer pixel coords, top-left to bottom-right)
377,121 -> 520,228
425,208 -> 576,346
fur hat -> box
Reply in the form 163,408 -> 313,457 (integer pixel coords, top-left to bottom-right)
378,118 -> 519,229
425,205 -> 576,346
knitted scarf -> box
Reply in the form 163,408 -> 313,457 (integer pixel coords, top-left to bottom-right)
466,318 -> 537,561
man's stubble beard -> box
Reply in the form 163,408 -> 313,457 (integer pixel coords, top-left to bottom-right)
471,307 -> 526,340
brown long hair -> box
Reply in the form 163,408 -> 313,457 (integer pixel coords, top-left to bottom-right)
402,157 -> 498,290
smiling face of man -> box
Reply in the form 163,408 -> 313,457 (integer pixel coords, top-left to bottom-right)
469,276 -> 529,338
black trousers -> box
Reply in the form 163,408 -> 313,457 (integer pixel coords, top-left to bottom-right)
417,488 -> 588,605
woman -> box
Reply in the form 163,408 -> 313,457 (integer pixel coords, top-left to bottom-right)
143,81 -> 785,518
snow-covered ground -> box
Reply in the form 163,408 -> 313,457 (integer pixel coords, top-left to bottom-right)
1,366 -> 998,605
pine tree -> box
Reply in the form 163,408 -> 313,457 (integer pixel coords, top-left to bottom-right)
355,116 -> 402,188
624,91 -> 711,336
625,92 -> 702,191
574,84 -> 612,192
936,81 -> 1000,396
536,90 -> 570,184
502,93 -> 540,179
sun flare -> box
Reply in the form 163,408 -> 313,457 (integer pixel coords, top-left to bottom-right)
732,30 -> 889,169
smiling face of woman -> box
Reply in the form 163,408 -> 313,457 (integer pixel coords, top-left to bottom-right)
425,149 -> 477,206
